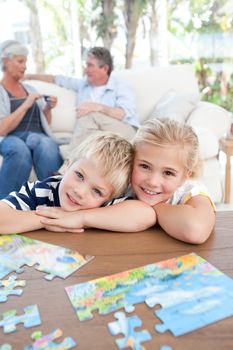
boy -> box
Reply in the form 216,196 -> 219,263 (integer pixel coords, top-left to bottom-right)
0,131 -> 135,234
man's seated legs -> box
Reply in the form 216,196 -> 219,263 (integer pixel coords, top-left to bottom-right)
69,111 -> 136,154
58,112 -> 137,175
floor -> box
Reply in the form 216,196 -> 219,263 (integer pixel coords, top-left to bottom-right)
216,151 -> 233,211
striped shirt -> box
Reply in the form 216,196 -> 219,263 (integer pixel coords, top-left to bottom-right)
2,176 -> 61,210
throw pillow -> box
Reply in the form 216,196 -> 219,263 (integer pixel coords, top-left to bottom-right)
151,90 -> 200,123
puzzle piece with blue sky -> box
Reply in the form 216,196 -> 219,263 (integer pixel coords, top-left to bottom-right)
24,328 -> 76,350
0,235 -> 94,281
65,253 -> 233,336
0,304 -> 41,333
0,274 -> 26,302
108,311 -> 151,349
0,345 -> 12,350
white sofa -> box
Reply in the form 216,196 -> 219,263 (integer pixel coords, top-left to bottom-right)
25,64 -> 231,203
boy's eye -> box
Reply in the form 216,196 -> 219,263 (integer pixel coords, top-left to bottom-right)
139,163 -> 150,170
75,171 -> 84,180
93,188 -> 102,196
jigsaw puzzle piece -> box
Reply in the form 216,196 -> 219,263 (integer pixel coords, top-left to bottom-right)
0,275 -> 26,302
0,255 -> 25,279
155,293 -> 233,336
0,345 -> 12,350
108,311 -> 151,349
24,328 -> 76,350
0,234 -> 94,281
0,304 -> 41,333
34,248 -> 94,281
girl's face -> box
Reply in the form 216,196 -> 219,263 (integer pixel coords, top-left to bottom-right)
59,158 -> 114,211
132,142 -> 190,206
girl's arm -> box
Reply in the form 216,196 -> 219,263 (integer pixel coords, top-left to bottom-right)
36,200 -> 157,233
0,202 -> 43,234
154,195 -> 215,244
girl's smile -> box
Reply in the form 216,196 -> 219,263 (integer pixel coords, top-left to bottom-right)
132,142 -> 189,206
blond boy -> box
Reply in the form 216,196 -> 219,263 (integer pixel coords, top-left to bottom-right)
0,131 -> 134,234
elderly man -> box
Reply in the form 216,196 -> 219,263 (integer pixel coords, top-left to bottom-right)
26,47 -> 139,160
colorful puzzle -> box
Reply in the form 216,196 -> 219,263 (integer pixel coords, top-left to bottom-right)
0,274 -> 26,302
24,328 -> 76,350
65,253 -> 233,335
0,345 -> 12,350
108,311 -> 151,349
0,304 -> 41,333
0,234 -> 94,280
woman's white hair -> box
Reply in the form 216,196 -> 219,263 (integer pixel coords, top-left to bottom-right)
0,40 -> 28,71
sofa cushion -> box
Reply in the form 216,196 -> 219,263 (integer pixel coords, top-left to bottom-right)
150,90 -> 200,122
192,127 -> 219,159
115,64 -> 200,123
187,101 -> 231,139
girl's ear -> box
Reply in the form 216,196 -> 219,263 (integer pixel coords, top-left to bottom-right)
186,170 -> 192,179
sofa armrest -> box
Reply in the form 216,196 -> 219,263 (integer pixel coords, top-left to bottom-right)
187,101 -> 231,139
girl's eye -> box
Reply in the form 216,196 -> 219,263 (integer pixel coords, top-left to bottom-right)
75,171 -> 84,180
164,170 -> 175,176
93,188 -> 102,196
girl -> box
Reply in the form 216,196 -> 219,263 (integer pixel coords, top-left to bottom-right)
36,118 -> 215,244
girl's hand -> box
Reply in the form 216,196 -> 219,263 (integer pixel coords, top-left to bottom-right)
36,206 -> 85,231
44,225 -> 84,233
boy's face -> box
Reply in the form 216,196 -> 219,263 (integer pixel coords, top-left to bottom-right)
131,142 -> 189,206
59,158 -> 114,211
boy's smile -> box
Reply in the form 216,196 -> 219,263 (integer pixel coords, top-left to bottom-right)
59,158 -> 114,211
132,142 -> 189,206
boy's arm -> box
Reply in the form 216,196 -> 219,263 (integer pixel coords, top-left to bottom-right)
36,200 -> 157,232
0,202 -> 43,234
154,195 -> 215,244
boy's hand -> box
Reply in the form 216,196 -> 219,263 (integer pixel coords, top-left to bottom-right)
36,206 -> 85,233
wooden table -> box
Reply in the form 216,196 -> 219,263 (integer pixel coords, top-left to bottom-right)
1,211 -> 233,349
219,137 -> 233,204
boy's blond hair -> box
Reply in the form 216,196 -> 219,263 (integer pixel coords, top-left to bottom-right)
69,131 -> 134,198
133,118 -> 202,178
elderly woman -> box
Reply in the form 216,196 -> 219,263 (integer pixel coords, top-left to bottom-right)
0,40 -> 62,198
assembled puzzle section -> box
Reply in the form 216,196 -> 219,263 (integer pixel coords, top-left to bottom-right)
108,311 -> 151,350
0,304 -> 41,334
0,235 -> 94,280
65,253 -> 233,335
24,328 -> 76,350
0,275 -> 26,302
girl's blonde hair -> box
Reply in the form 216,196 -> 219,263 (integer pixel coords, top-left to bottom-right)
69,131 -> 134,198
133,118 -> 202,178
